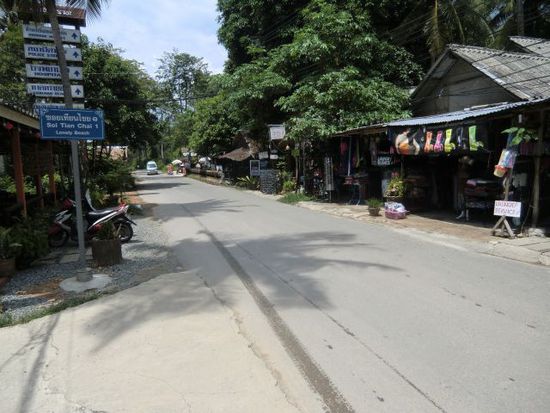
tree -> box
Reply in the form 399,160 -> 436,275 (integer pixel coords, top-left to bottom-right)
387,0 -> 495,64
217,0 -> 309,69
83,39 -> 160,150
156,50 -> 210,114
0,23 -> 25,105
489,1 -> 550,48
188,93 -> 240,156
214,0 -> 421,145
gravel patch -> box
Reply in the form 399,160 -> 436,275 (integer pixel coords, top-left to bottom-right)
0,212 -> 175,321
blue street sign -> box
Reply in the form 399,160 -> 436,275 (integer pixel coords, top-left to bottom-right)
40,108 -> 105,140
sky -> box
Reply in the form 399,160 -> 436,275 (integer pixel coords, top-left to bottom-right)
84,0 -> 227,77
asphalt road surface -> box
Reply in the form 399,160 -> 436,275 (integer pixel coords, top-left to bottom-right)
138,173 -> 550,413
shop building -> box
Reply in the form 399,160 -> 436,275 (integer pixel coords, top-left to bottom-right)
328,38 -> 550,229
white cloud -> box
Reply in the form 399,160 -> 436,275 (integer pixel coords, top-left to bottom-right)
84,0 -> 227,76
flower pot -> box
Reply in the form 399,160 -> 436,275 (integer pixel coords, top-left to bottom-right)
92,239 -> 122,267
368,207 -> 380,216
0,257 -> 16,278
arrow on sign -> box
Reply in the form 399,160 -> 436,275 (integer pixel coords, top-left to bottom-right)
72,32 -> 78,40
72,51 -> 80,58
74,70 -> 81,77
74,88 -> 82,95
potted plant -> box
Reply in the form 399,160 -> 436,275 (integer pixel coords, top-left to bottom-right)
0,227 -> 21,288
92,222 -> 122,267
367,198 -> 383,216
384,176 -> 405,203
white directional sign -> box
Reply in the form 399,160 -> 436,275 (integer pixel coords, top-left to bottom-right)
26,64 -> 83,80
23,24 -> 81,43
34,102 -> 85,114
24,44 -> 82,62
27,83 -> 84,98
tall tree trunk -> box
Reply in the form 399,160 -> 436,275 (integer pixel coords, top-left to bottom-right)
516,0 -> 525,35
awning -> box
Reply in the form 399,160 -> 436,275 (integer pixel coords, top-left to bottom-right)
333,97 -> 550,137
218,147 -> 254,162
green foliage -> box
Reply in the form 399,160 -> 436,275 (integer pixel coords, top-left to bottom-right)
367,198 -> 384,209
0,23 -> 26,106
0,175 -> 36,194
278,193 -> 313,204
385,176 -> 406,197
209,0 -> 422,151
502,127 -> 538,146
10,216 -> 49,267
188,93 -> 241,155
82,39 -> 161,149
96,221 -> 119,241
282,179 -> 296,193
156,50 -> 211,113
0,291 -> 105,328
236,176 -> 260,190
88,158 -> 135,197
0,226 -> 20,259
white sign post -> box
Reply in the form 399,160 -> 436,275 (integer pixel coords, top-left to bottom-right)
24,44 -> 82,62
26,64 -> 83,80
23,23 -> 81,43
26,83 -> 84,98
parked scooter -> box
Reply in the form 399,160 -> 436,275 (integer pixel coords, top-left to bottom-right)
48,193 -> 136,248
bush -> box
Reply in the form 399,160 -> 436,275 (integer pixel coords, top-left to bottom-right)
236,176 -> 260,190
282,180 -> 296,193
279,193 -> 313,204
89,158 -> 135,197
10,216 -> 49,268
385,177 -> 405,197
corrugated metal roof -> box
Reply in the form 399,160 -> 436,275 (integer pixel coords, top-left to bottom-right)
387,100 -> 540,127
333,98 -> 549,135
448,44 -> 550,100
509,36 -> 550,58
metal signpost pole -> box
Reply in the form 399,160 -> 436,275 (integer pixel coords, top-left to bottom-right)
45,1 -> 87,270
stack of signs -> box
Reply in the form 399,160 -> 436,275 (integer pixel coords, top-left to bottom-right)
23,20 -> 85,114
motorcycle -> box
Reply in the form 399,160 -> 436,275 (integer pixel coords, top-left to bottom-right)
48,194 -> 136,248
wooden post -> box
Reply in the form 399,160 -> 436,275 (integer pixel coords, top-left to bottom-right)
531,110 -> 547,228
34,143 -> 44,208
47,142 -> 57,202
10,128 -> 26,217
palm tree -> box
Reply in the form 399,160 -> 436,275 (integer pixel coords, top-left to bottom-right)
488,1 -> 550,48
392,1 -> 494,63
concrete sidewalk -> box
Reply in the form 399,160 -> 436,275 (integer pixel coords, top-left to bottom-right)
295,201 -> 550,267
0,270 -> 321,413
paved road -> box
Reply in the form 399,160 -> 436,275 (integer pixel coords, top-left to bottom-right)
139,174 -> 550,413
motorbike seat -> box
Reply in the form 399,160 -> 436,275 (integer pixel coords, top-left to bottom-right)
87,208 -> 118,219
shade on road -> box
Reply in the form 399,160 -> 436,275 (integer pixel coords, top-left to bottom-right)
139,174 -> 550,413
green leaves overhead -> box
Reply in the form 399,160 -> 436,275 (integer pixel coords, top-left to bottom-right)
205,0 -> 422,149
83,39 -> 160,148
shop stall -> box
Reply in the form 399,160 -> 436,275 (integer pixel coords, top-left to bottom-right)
329,98 -> 550,230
